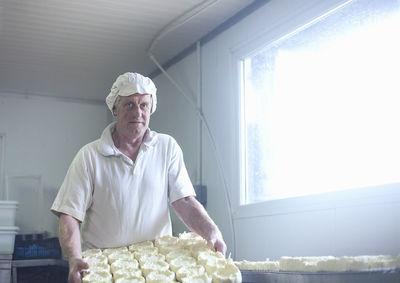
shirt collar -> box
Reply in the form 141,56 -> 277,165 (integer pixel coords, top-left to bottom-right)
97,122 -> 158,156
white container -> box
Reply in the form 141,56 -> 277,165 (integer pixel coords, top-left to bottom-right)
0,201 -> 18,226
0,226 -> 19,254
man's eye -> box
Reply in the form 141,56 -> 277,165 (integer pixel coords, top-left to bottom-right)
141,103 -> 148,109
125,102 -> 133,108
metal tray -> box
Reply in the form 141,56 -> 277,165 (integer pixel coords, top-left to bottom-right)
241,269 -> 400,283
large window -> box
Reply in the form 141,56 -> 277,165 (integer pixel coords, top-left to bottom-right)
241,0 -> 400,205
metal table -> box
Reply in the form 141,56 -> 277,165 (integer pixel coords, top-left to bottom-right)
11,258 -> 68,283
0,254 -> 13,283
241,269 -> 400,283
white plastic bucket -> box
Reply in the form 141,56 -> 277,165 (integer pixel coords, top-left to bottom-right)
0,226 -> 19,254
0,201 -> 18,226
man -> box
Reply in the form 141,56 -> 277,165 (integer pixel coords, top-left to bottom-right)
51,72 -> 226,282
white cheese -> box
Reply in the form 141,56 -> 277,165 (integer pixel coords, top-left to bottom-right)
113,268 -> 142,280
83,262 -> 110,275
82,249 -> 102,258
128,241 -> 154,252
181,273 -> 212,283
154,235 -> 180,247
133,247 -> 159,260
84,254 -> 108,266
169,255 -> 197,273
212,261 -> 242,283
107,251 -> 134,264
114,277 -> 145,283
102,246 -> 128,256
179,232 -> 205,241
137,253 -> 165,266
175,265 -> 206,281
110,259 -> 139,273
140,260 -> 170,277
82,270 -> 112,283
234,259 -> 279,271
158,245 -> 184,255
145,269 -> 175,283
165,249 -> 192,263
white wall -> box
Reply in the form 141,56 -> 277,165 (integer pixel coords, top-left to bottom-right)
152,0 -> 400,260
151,54 -> 202,236
0,92 -> 110,236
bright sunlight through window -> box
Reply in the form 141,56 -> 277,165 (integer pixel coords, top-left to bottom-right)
241,0 -> 400,205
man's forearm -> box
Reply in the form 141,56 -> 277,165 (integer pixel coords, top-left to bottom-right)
172,196 -> 221,242
58,213 -> 82,259
59,214 -> 89,283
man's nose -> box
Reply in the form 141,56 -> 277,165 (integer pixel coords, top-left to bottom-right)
131,104 -> 142,116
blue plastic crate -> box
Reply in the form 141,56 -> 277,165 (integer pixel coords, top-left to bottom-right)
13,234 -> 62,260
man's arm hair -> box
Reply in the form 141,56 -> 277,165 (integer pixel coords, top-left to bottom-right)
58,213 -> 82,259
58,213 -> 89,283
172,196 -> 227,254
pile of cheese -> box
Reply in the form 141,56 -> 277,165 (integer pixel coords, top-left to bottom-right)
235,254 -> 400,272
82,232 -> 241,283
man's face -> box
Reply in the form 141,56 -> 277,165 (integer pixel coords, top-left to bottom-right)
114,93 -> 152,138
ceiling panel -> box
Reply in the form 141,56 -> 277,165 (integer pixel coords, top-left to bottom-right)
0,0 -> 257,101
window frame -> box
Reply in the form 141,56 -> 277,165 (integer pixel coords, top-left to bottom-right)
229,0 -> 400,219
0,134 -> 5,199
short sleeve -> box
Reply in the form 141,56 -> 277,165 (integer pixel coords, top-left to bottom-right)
167,139 -> 196,204
51,147 -> 94,222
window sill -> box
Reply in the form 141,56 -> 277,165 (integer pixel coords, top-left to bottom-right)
232,182 -> 400,220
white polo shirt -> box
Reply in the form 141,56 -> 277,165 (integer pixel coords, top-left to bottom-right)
51,122 -> 195,249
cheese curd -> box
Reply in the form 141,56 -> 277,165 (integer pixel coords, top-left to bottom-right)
83,262 -> 110,275
169,255 -> 197,273
154,235 -> 180,247
80,234 -> 400,283
140,260 -> 170,277
279,255 -> 400,272
204,258 -> 230,275
181,273 -> 212,283
197,250 -> 225,266
128,241 -> 154,252
175,265 -> 206,281
189,245 -> 212,259
133,247 -> 159,260
84,254 -> 108,266
182,239 -> 209,250
280,256 -> 323,272
394,255 -> 400,269
146,269 -> 175,283
158,245 -> 184,255
102,246 -> 128,256
107,251 -> 134,264
114,277 -> 145,283
234,259 -> 279,271
212,261 -> 242,283
179,231 -> 205,242
316,257 -> 350,272
113,269 -> 142,280
353,255 -> 394,269
136,253 -> 165,266
110,259 -> 139,273
82,270 -> 112,283
82,249 -> 103,258
165,249 -> 192,263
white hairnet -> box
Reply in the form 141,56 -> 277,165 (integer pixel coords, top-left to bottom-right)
106,72 -> 157,114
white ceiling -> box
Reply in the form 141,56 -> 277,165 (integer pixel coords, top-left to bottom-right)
0,0 -> 257,102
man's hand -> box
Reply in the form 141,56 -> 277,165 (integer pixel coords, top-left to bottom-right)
172,196 -> 227,256
68,257 -> 89,283
207,230 -> 227,255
